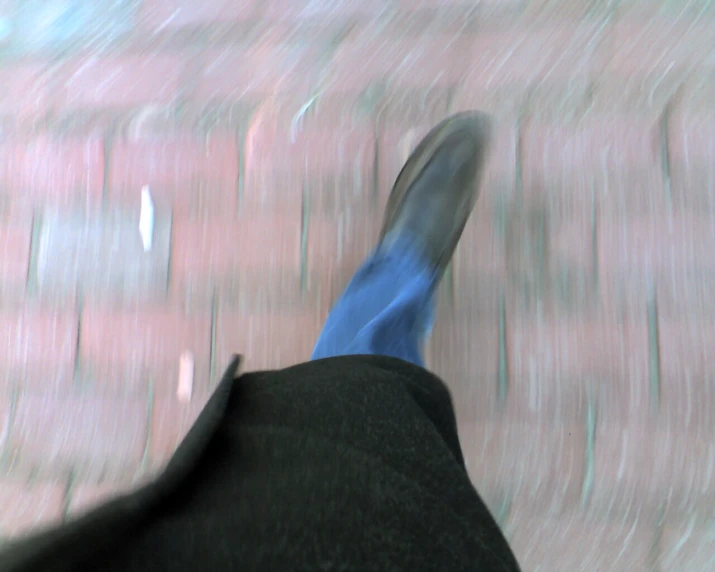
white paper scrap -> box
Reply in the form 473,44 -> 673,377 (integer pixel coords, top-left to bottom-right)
178,351 -> 194,402
139,185 -> 154,252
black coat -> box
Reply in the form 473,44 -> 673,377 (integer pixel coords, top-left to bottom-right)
1,355 -> 521,571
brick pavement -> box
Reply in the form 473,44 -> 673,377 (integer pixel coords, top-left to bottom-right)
0,0 -> 714,568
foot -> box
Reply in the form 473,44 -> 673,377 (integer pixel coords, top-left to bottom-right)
378,111 -> 492,279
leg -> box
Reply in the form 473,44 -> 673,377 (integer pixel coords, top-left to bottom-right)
312,112 -> 492,368
311,234 -> 437,366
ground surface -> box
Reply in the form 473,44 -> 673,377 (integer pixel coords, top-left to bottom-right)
0,0 -> 714,569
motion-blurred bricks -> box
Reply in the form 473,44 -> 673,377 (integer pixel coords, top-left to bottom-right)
0,220 -> 32,291
79,307 -> 212,395
109,135 -> 240,215
139,0 -> 260,32
171,214 -> 302,299
35,210 -> 171,302
0,0 -> 712,565
55,55 -> 188,109
522,116 -> 665,217
0,482 -> 65,539
0,138 -> 104,209
0,311 -> 78,391
460,418 -> 587,511
505,502 -> 656,572
244,100 -> 376,213
8,393 -> 148,479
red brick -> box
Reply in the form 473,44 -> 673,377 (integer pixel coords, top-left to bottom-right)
479,116 -> 518,207
592,423 -> 715,514
392,0 -> 483,6
660,518 -> 715,571
450,82 -> 524,120
508,316 -> 650,424
0,394 -> 10,450
80,307 -> 212,395
304,212 -> 379,301
0,481 -> 65,538
600,270 -> 715,322
9,393 -> 148,478
373,87 -> 452,128
655,271 -> 715,319
109,135 -> 239,215
523,0 -> 612,20
244,101 -> 375,212
669,113 -> 715,210
449,271 -> 503,327
597,214 -> 715,279
147,396 -> 208,469
0,138 -> 104,209
215,310 -> 324,372
505,502 -> 655,571
140,0 -> 259,31
35,210 -> 171,302
67,482 -> 129,517
325,31 -> 472,92
262,0 -> 387,19
0,311 -> 77,390
0,221 -> 32,288
460,418 -> 586,510
483,201 -> 595,314
171,214 -> 302,294
658,320 -> 715,432
56,55 -> 186,108
0,63 -> 54,120
210,267 -> 311,314
193,44 -> 321,101
463,22 -> 606,91
601,17 -> 715,79
383,3 -> 488,34
676,71 -> 715,113
427,313 -> 500,424
590,73 -> 682,116
522,117 -> 665,217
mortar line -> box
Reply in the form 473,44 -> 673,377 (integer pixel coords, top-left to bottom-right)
164,208 -> 174,297
26,209 -> 43,297
102,134 -> 112,211
372,128 -> 381,208
649,504 -> 666,571
0,383 -> 20,472
73,295 -> 83,389
497,290 -> 508,403
581,395 -> 596,507
647,287 -> 661,414
514,112 -> 523,202
300,185 -> 310,292
660,105 -> 672,208
444,262 -> 455,310
139,376 -> 156,474
61,469 -> 76,523
209,289 -> 218,383
236,122 -> 246,208
591,187 -> 599,296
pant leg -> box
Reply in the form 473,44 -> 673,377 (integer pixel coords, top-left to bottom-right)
311,235 -> 438,367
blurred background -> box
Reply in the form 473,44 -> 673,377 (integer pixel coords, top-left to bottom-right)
0,0 -> 714,569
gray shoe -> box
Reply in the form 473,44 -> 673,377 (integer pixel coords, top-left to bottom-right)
378,111 -> 492,279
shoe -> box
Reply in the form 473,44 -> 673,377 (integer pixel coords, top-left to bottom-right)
378,111 -> 492,279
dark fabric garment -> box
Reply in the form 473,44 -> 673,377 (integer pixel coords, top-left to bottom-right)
1,355 -> 521,572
